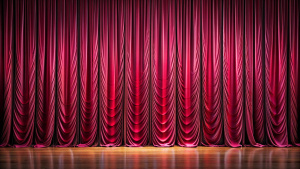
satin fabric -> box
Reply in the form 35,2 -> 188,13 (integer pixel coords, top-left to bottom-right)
78,0 -> 99,147
265,0 -> 288,147
14,0 -> 36,147
176,0 -> 201,147
0,0 -> 299,148
289,0 -> 300,146
0,0 -> 13,147
201,0 -> 223,146
99,0 -> 124,147
151,0 -> 176,147
223,0 -> 244,147
56,0 -> 78,147
245,0 -> 265,147
35,0 -> 56,148
125,0 -> 150,146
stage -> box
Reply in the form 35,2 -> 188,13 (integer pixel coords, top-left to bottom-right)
0,147 -> 299,169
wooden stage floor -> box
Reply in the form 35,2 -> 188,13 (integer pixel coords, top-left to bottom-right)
0,146 -> 299,169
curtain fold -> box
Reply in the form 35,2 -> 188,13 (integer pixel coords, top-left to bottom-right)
265,0 -> 288,147
78,0 -> 99,147
125,0 -> 150,146
56,0 -> 78,147
0,0 -> 13,147
289,0 -> 300,146
0,0 -> 3,146
151,0 -> 176,147
35,0 -> 56,148
201,0 -> 223,146
176,0 -> 201,147
244,0 -> 264,147
253,0 -> 265,145
99,0 -> 124,147
223,0 -> 244,147
14,0 -> 36,147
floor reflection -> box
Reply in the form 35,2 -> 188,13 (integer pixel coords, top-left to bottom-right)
0,146 -> 299,169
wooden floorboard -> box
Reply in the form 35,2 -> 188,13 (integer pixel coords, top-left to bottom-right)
0,146 -> 299,169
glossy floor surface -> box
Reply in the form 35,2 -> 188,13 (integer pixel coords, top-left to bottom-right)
0,146 -> 299,169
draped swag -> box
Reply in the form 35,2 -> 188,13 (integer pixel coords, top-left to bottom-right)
0,0 -> 299,148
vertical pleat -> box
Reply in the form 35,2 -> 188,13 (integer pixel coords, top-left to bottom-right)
56,0 -> 78,147
35,0 -> 56,148
125,0 -> 150,146
244,0 -> 264,147
223,0 -> 244,147
176,0 -> 201,147
201,0 -> 223,146
0,0 -> 13,147
14,0 -> 36,147
289,0 -> 300,146
265,0 -> 288,147
78,0 -> 99,147
99,0 -> 124,146
253,0 -> 265,144
151,0 -> 176,147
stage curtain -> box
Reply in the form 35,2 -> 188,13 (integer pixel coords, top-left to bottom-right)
289,0 -> 300,146
78,0 -> 99,147
176,0 -> 201,147
14,0 -> 36,147
0,0 -> 300,148
35,0 -> 56,148
99,0 -> 124,147
0,0 -> 13,147
56,0 -> 78,147
0,0 -> 3,146
151,0 -> 176,147
201,0 -> 223,146
223,0 -> 244,147
244,0 -> 264,147
265,0 -> 288,147
125,0 -> 150,146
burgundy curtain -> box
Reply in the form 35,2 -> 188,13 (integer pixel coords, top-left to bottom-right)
176,0 -> 201,147
99,0 -> 124,147
0,0 -> 300,148
78,0 -> 99,147
56,0 -> 78,147
245,0 -> 265,147
201,0 -> 223,146
0,0 -> 13,147
14,0 -> 36,147
35,0 -> 56,148
125,0 -> 150,146
289,0 -> 300,146
265,0 -> 288,147
223,0 -> 244,147
151,0 -> 176,147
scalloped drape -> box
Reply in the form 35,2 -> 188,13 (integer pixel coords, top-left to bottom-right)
0,0 -> 299,148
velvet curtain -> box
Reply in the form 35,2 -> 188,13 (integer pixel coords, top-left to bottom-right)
289,0 -> 300,146
176,0 -> 201,147
244,0 -> 264,147
0,0 -> 299,148
151,0 -> 176,147
201,0 -> 223,146
99,0 -> 124,146
14,0 -> 36,147
0,0 -> 13,147
78,0 -> 99,147
125,0 -> 150,146
35,0 -> 56,148
56,0 -> 78,147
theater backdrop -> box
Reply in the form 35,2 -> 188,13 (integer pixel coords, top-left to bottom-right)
0,0 -> 299,148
